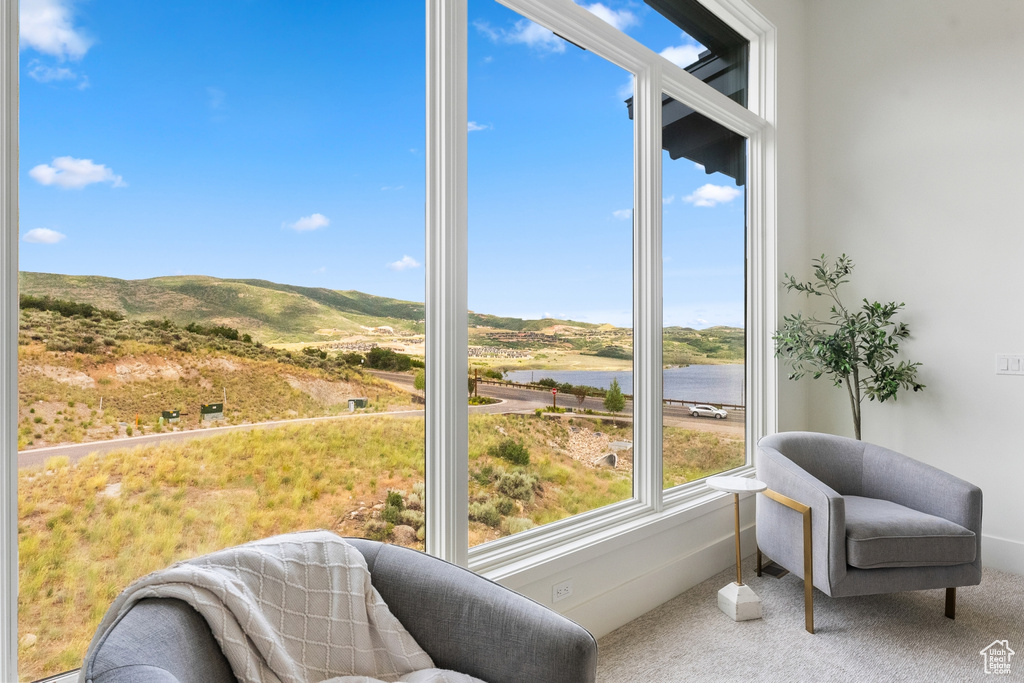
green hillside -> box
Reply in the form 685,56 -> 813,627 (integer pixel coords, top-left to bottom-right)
19,272 -> 606,343
19,272 -> 425,344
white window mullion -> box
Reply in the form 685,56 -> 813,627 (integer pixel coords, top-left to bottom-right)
1,0 -> 18,677
633,64 -> 663,511
425,0 -> 469,566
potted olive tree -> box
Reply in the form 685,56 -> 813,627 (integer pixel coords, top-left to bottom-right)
773,254 -> 925,440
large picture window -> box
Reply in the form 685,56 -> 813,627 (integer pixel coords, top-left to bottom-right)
14,4 -> 425,680
1,1 -> 775,680
466,0 -> 635,545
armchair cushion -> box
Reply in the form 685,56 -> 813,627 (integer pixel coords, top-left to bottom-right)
844,496 -> 977,569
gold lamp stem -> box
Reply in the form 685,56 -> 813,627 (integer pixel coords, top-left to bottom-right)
734,493 -> 742,585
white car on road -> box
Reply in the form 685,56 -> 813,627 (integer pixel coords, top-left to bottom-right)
690,404 -> 727,419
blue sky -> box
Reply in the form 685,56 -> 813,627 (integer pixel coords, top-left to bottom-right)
18,0 -> 745,329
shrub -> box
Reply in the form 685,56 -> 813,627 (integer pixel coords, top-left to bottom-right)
413,370 -> 425,391
493,497 -> 516,516
382,490 -> 405,524
500,517 -> 536,535
496,472 -> 537,501
491,439 -> 529,466
364,519 -> 393,542
468,501 -> 501,527
399,509 -> 425,528
340,352 -> 365,366
365,347 -> 412,372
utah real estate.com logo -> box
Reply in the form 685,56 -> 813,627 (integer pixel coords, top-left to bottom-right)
980,640 -> 1015,675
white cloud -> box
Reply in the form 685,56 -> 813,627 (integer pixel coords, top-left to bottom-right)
387,255 -> 421,271
313,266 -> 327,274
580,3 -> 638,31
616,77 -> 634,101
29,156 -> 124,189
380,185 -> 405,191
663,195 -> 675,205
20,0 -> 93,60
27,59 -> 76,82
468,121 -> 491,132
694,162 -> 706,171
23,227 -> 66,244
474,18 -> 566,54
206,87 -> 227,111
660,43 -> 704,69
612,209 -> 633,220
683,184 -> 741,207
284,213 -> 330,232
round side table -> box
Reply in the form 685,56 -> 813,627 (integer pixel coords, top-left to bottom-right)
707,475 -> 767,621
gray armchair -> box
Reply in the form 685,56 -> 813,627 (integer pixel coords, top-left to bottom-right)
756,432 -> 982,632
83,538 -> 597,683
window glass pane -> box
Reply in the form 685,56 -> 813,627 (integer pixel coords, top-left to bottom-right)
660,94 -> 746,490
468,0 -> 634,546
17,3 -> 425,679
574,0 -> 748,107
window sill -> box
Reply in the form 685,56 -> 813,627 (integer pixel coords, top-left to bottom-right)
471,464 -> 757,585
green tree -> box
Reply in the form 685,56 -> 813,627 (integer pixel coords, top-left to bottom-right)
603,378 -> 625,413
773,254 -> 925,440
413,370 -> 425,391
572,385 -> 588,409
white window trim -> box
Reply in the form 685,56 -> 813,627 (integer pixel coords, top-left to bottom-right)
1,0 -> 18,678
1,0 -> 774,677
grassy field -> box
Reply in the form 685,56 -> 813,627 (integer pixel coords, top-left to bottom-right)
663,427 -> 745,489
17,308 -> 412,450
16,413 -> 740,680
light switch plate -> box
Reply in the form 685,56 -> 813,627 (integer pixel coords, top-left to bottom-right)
996,354 -> 1024,375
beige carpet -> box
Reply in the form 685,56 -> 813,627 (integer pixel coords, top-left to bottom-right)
597,559 -> 1023,682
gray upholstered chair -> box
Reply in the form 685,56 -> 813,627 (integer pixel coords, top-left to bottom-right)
83,538 -> 597,683
756,432 -> 982,633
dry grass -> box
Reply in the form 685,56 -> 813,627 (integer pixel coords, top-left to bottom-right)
662,427 -> 745,488
17,414 -> 743,681
17,417 -> 424,681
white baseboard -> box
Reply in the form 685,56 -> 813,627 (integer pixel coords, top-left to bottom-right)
983,534 -> 1024,575
561,525 -> 755,639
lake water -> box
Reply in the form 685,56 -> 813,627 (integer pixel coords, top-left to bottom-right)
504,364 -> 745,405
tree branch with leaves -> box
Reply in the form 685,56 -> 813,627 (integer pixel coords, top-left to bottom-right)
773,254 -> 925,440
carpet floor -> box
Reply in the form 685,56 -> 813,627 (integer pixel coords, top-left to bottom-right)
596,559 -> 1023,682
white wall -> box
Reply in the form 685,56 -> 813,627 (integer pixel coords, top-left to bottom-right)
796,0 -> 1024,572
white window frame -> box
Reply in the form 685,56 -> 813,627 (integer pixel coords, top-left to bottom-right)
450,0 -> 777,574
1,0 -> 774,677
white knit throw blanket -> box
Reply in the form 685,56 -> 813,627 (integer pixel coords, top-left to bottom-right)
80,531 -> 486,683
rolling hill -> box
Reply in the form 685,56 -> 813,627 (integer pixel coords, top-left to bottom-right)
18,272 -> 744,361
18,272 -> 606,343
18,272 -> 427,344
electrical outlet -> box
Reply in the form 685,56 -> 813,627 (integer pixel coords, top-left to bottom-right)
553,578 -> 574,603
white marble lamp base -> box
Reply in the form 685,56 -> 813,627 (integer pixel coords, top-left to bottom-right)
718,582 -> 763,621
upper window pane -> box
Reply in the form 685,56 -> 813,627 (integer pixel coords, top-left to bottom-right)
18,3 -> 425,680
468,0 -> 634,546
660,93 -> 747,490
575,0 -> 749,107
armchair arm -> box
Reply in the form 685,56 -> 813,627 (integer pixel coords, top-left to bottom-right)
756,443 -> 848,594
348,539 -> 597,683
85,598 -> 235,683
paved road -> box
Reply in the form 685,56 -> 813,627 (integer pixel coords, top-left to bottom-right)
372,370 -> 745,435
18,371 -> 742,469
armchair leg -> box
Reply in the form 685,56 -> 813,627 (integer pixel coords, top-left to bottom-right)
756,547 -> 762,577
945,587 -> 956,620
